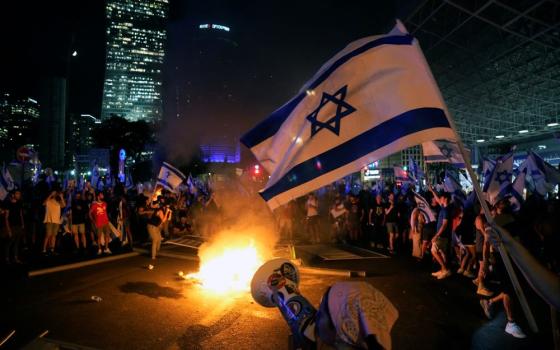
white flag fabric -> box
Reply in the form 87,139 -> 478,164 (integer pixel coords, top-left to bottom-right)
443,170 -> 466,201
422,140 -> 468,167
509,166 -> 527,212
486,152 -> 513,205
157,162 -> 186,192
2,165 -> 15,191
481,157 -> 496,193
522,151 -> 560,196
413,192 -> 436,223
241,21 -> 456,209
408,156 -> 424,182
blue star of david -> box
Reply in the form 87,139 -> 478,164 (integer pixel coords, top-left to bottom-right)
439,144 -> 454,158
306,85 -> 356,138
495,170 -> 512,185
163,170 -> 170,180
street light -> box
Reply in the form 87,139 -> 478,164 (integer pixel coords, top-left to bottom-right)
72,50 -> 78,57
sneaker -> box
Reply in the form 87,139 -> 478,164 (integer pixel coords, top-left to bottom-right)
97,249 -> 102,255
477,286 -> 494,297
437,270 -> 452,280
472,278 -> 480,286
431,270 -> 443,277
463,270 -> 476,278
505,322 -> 527,338
479,299 -> 492,319
104,248 -> 112,254
457,268 -> 464,274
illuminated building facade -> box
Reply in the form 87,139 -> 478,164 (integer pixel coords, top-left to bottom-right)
101,0 -> 169,122
0,93 -> 40,155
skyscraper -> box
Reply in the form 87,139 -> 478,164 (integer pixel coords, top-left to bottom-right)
101,0 -> 169,122
0,93 -> 41,160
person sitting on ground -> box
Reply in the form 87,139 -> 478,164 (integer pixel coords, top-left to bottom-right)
172,214 -> 192,237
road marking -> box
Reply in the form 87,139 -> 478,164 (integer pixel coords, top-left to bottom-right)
29,252 -> 140,277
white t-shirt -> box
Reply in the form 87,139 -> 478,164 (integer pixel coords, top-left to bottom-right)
44,199 -> 62,224
306,197 -> 318,217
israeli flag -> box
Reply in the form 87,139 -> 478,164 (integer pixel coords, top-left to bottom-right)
241,21 -> 456,209
413,192 -> 436,223
422,140 -> 468,167
408,156 -> 424,182
394,166 -> 413,183
443,170 -> 466,202
91,162 -> 100,190
522,151 -> 560,196
157,162 -> 186,192
509,166 -> 527,212
486,152 -> 513,205
481,157 -> 496,192
1,165 -> 15,191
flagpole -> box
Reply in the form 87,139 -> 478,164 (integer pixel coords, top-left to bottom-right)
414,46 -> 538,334
431,98 -> 538,333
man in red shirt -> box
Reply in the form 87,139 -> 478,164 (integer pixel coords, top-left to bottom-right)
89,191 -> 111,255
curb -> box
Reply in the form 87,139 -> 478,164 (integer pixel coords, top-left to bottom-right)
133,248 -> 199,262
298,266 -> 368,277
29,252 -> 140,277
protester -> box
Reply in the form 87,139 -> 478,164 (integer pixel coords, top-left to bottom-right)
385,193 -> 399,254
4,190 -> 25,263
305,193 -> 320,243
369,194 -> 386,249
147,198 -> 165,260
329,195 -> 348,243
89,191 -> 112,255
42,190 -> 65,255
430,191 -> 452,279
70,192 -> 88,250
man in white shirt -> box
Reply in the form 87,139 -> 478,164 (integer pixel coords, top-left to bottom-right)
42,191 -> 65,254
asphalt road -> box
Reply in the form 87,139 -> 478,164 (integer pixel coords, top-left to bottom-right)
0,246 -> 552,349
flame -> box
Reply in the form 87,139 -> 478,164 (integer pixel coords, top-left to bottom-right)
185,235 -> 266,294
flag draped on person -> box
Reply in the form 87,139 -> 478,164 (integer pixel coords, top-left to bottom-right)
241,21 -> 456,209
521,151 -> 560,196
485,152 -> 513,205
408,156 -> 424,182
413,192 -> 436,223
422,140 -> 467,167
157,162 -> 186,192
1,165 -> 15,191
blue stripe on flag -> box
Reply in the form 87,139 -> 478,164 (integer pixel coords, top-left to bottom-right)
162,162 -> 186,181
261,107 -> 450,201
157,179 -> 175,191
241,35 -> 414,148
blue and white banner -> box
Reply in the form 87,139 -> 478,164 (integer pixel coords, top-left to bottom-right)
413,192 -> 436,223
422,140 -> 468,167
486,152 -> 513,205
157,162 -> 186,192
481,157 -> 496,192
521,151 -> 560,196
241,21 -> 456,209
408,156 -> 424,182
443,170 -> 466,201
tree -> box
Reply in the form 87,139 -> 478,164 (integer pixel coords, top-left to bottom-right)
92,116 -> 156,172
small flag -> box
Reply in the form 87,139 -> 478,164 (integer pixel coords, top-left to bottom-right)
241,21 -> 456,209
481,157 -> 496,192
509,166 -> 527,212
522,151 -> 560,196
157,162 -> 186,192
413,192 -> 436,223
422,140 -> 468,167
394,166 -> 414,183
486,152 -> 513,205
443,170 -> 465,201
408,156 -> 424,182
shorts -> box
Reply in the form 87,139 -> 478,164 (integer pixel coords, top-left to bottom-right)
432,237 -> 449,255
72,223 -> 86,235
45,223 -> 60,237
422,224 -> 435,241
386,222 -> 398,234
96,224 -> 111,236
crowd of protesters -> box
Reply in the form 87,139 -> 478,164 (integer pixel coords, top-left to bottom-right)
274,179 -> 559,340
2,170 -> 559,339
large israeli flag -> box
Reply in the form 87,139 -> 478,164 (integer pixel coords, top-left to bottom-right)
157,162 -> 186,192
522,151 -> 560,196
241,21 -> 456,209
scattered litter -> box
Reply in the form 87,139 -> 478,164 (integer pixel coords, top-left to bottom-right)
91,296 -> 103,302
148,264 -> 154,270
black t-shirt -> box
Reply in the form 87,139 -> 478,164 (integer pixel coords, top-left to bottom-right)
7,200 -> 23,227
72,199 -> 88,225
385,203 -> 398,223
371,204 -> 385,226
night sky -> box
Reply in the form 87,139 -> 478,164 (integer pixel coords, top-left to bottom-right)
0,0 -> 420,149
